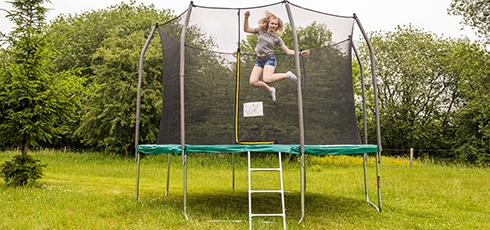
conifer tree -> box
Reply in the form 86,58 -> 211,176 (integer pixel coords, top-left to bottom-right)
0,0 -> 85,154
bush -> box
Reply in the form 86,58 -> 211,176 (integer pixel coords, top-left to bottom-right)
0,154 -> 46,187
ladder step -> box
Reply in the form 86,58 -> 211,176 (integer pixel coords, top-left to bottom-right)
250,168 -> 281,171
250,189 -> 283,193
250,214 -> 285,217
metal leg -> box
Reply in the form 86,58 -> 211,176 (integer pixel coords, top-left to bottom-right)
135,152 -> 141,201
165,154 -> 171,196
364,152 -> 381,212
248,151 -> 252,230
376,151 -> 382,212
363,153 -> 370,202
232,153 -> 236,190
183,153 -> 189,220
304,154 -> 307,191
298,152 -> 305,223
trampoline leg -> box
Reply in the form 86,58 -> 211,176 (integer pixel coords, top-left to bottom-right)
232,153 -> 235,190
183,153 -> 189,220
304,155 -> 307,191
298,152 -> 306,223
364,152 -> 382,212
165,154 -> 171,196
376,151 -> 382,212
363,153 -> 370,202
135,152 -> 141,202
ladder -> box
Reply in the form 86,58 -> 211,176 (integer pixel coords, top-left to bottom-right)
248,151 -> 287,230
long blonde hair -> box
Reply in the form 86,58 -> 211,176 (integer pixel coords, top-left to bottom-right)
258,11 -> 284,36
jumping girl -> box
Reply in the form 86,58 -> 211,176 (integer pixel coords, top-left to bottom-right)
243,10 -> 310,101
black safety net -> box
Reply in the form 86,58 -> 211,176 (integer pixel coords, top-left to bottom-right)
156,2 -> 361,145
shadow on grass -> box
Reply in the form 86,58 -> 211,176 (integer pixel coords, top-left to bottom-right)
141,190 -> 376,222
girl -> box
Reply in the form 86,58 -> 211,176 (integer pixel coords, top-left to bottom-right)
243,10 -> 310,101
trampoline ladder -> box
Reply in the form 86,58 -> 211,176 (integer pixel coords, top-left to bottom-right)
247,151 -> 287,230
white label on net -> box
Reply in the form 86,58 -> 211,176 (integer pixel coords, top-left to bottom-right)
243,102 -> 264,117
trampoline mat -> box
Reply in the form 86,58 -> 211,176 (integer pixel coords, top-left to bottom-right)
137,144 -> 378,155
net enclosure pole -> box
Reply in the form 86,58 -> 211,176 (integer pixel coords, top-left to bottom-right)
354,14 -> 382,212
135,23 -> 158,201
232,9 -> 241,191
135,23 -> 158,153
284,2 -> 306,223
351,39 -> 374,207
181,2 -> 194,220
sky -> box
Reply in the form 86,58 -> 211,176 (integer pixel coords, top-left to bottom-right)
0,0 -> 478,40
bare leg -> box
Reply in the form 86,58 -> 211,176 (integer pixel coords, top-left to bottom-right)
263,65 -> 297,83
249,66 -> 271,92
263,65 -> 284,83
250,66 -> 277,101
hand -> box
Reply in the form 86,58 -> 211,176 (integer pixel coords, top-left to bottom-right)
245,11 -> 250,18
300,50 -> 310,56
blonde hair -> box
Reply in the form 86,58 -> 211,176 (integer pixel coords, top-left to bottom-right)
258,11 -> 284,36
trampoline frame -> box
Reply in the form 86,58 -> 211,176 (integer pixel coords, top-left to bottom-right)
134,0 -> 383,223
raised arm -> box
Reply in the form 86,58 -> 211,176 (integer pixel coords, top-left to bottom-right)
243,11 -> 255,33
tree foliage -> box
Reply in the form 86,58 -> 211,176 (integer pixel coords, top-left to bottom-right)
74,31 -> 163,155
366,26 -> 461,150
0,0 -> 85,154
0,154 -> 46,187
1,1 -> 487,165
359,25 -> 490,165
48,2 -> 174,155
450,41 -> 490,165
448,0 -> 490,44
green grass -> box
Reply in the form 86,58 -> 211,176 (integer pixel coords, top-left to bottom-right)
1,150 -> 489,229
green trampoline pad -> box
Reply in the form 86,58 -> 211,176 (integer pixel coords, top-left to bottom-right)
136,144 -> 378,155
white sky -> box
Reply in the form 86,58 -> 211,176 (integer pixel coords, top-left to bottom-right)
0,0 -> 478,40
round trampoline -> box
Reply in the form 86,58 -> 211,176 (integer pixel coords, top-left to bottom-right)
134,1 -> 382,227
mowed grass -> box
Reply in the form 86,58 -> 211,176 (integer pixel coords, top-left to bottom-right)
0,150 -> 489,229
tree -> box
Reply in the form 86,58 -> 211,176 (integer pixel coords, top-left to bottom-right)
74,31 -> 163,155
358,25 -> 490,165
47,2 -> 174,155
0,0 -> 85,154
450,41 -> 490,166
448,0 -> 490,44
1,154 -> 46,187
48,1 -> 174,78
358,25 -> 486,160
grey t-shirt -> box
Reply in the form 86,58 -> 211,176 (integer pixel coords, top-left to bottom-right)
254,28 -> 284,55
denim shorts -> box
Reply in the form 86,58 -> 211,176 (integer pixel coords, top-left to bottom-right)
255,54 -> 277,68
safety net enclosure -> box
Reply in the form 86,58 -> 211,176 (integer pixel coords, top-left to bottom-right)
154,2 -> 364,145
134,0 -> 382,224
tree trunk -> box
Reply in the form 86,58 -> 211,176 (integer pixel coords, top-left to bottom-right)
22,142 -> 28,155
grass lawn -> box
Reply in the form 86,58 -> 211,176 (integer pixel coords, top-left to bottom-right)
0,150 -> 489,229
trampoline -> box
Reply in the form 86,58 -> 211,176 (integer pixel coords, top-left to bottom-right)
134,1 -> 382,226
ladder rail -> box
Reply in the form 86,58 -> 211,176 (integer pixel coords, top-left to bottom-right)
248,151 -> 287,230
